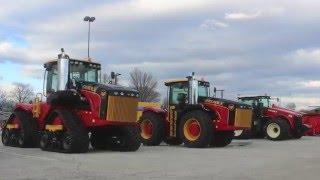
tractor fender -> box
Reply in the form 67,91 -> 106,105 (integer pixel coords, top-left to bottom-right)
141,107 -> 167,121
274,115 -> 294,129
3,104 -> 33,128
14,103 -> 33,113
179,104 -> 218,124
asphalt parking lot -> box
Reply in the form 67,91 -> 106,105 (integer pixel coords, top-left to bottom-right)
0,136 -> 320,180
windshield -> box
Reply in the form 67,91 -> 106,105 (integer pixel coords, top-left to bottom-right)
239,97 -> 270,107
69,61 -> 101,83
258,98 -> 270,107
198,85 -> 209,97
240,99 -> 257,107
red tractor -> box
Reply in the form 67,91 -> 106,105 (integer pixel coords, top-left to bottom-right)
139,73 -> 253,148
235,95 -> 309,140
1,49 -> 141,153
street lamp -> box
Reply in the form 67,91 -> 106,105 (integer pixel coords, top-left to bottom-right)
83,16 -> 95,60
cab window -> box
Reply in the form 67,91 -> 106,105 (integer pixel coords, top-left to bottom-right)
69,61 -> 100,83
240,99 -> 256,107
46,64 -> 58,93
169,83 -> 188,105
258,98 -> 270,107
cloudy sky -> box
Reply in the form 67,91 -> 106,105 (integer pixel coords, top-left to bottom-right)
0,0 -> 320,109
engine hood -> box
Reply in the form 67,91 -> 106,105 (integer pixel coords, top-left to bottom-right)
77,81 -> 139,97
268,105 -> 302,116
203,97 -> 251,109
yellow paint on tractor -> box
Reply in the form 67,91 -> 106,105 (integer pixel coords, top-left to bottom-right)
45,125 -> 63,132
137,102 -> 161,121
32,98 -> 41,118
234,108 -> 253,128
6,124 -> 19,130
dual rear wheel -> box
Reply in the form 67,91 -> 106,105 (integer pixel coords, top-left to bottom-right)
139,111 -> 233,148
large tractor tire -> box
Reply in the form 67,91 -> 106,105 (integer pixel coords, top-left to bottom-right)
164,137 -> 182,146
234,130 -> 252,139
264,118 -> 291,140
139,112 -> 165,146
116,126 -> 141,152
211,131 -> 234,147
1,111 -> 38,148
179,110 -> 213,148
40,110 -> 89,153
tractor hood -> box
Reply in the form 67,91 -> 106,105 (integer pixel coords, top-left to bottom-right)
268,105 -> 302,116
203,97 -> 252,109
77,81 -> 139,98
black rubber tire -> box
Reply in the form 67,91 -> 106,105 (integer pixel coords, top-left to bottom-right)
115,126 -> 141,152
1,128 -> 11,146
179,110 -> 213,148
234,130 -> 252,139
211,131 -> 234,147
164,137 -> 182,146
139,112 -> 165,146
264,118 -> 291,141
49,110 -> 89,153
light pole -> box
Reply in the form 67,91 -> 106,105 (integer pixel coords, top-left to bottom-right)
83,16 -> 95,60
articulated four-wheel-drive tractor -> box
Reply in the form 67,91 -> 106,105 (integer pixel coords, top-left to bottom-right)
1,49 -> 141,153
235,96 -> 310,140
139,73 -> 253,148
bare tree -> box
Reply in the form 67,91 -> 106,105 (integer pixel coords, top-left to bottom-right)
129,68 -> 160,102
285,102 -> 296,110
0,90 -> 6,110
11,83 -> 35,103
161,96 -> 168,109
102,72 -> 113,84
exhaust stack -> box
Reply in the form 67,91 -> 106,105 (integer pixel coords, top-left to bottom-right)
57,48 -> 70,91
187,72 -> 198,105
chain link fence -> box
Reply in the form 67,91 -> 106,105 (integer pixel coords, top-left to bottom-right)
0,111 -> 11,129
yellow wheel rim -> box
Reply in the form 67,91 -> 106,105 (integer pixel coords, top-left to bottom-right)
140,119 -> 153,140
183,118 -> 201,141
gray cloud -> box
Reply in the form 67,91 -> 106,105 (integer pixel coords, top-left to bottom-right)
1,0 -> 320,108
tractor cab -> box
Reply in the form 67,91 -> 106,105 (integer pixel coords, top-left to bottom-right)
239,96 -> 271,109
42,49 -> 102,106
165,74 -> 210,108
238,96 -> 272,123
44,49 -> 101,95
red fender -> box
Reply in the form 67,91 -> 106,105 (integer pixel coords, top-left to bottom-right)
142,106 -> 167,119
14,103 -> 33,113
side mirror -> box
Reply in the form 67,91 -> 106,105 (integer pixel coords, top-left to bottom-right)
213,87 -> 217,93
276,98 -> 280,102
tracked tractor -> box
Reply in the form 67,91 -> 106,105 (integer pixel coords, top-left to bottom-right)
236,95 -> 309,140
139,73 -> 253,148
1,49 -> 141,153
